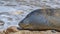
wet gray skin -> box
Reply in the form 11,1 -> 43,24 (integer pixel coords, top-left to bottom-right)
19,9 -> 60,31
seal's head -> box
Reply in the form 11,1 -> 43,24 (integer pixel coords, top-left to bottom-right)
19,9 -> 41,29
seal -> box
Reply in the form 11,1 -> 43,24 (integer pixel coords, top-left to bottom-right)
18,9 -> 60,31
